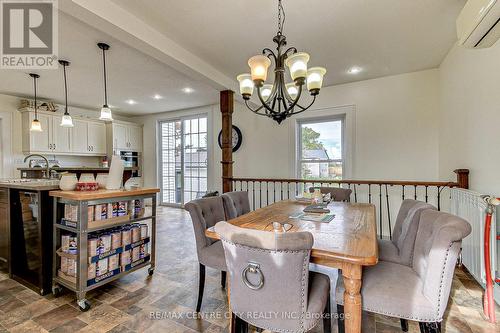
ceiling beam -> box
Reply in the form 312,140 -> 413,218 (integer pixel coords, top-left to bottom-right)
59,0 -> 238,93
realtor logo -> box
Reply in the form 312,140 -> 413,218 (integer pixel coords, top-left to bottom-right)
1,0 -> 58,68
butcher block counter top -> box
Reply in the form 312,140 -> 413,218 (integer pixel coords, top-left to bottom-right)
49,188 -> 159,201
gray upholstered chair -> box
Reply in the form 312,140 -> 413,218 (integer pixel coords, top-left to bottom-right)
221,191 -> 251,220
184,197 -> 228,312
309,187 -> 352,202
215,221 -> 332,333
379,199 -> 436,266
336,210 -> 471,333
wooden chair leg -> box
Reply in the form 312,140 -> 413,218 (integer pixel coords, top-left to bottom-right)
323,296 -> 332,333
419,322 -> 428,333
419,321 -> 441,333
337,304 -> 345,333
221,271 -> 227,288
400,318 -> 409,332
196,263 -> 205,312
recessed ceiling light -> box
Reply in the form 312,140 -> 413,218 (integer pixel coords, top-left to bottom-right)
153,94 -> 163,100
348,66 -> 363,74
126,99 -> 137,105
182,87 -> 194,93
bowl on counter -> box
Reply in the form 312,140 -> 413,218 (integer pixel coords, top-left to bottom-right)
95,173 -> 108,189
79,173 -> 96,183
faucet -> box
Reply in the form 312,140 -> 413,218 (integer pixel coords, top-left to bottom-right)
24,154 -> 50,179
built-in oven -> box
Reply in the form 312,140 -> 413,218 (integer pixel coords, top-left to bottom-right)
119,151 -> 141,177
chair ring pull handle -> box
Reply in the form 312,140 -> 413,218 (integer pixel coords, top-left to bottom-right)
242,262 -> 264,290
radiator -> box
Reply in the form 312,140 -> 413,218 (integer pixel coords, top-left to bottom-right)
450,188 -> 499,304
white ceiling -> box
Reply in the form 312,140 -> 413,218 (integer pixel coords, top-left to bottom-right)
0,1 -> 466,115
111,0 -> 466,87
0,12 -> 219,115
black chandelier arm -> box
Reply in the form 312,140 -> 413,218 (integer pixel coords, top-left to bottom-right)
244,99 -> 271,117
289,95 -> 317,115
284,47 -> 297,57
262,48 -> 277,62
256,85 -> 279,114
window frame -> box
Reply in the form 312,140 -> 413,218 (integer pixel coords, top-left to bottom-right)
296,114 -> 346,180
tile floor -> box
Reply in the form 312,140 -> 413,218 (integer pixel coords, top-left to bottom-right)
0,206 -> 498,332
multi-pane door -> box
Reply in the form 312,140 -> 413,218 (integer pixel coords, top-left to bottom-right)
159,115 -> 208,206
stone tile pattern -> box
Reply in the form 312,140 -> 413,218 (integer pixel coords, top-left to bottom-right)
0,206 -> 498,333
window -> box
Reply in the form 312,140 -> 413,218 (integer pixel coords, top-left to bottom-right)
159,115 -> 208,205
297,116 -> 344,180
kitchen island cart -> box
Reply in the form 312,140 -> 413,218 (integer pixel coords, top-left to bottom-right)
49,188 -> 159,311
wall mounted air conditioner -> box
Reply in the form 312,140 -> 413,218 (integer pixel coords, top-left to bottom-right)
457,0 -> 500,48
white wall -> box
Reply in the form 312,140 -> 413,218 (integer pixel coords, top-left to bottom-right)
139,69 -> 443,194
438,41 -> 500,194
0,93 -> 137,178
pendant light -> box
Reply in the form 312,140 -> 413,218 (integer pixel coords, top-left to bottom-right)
98,42 -> 113,121
58,60 -> 74,127
29,73 -> 42,132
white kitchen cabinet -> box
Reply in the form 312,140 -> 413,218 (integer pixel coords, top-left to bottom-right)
51,115 -> 71,153
28,113 -> 51,152
71,119 -> 89,154
22,111 -> 107,156
88,122 -> 106,154
113,123 -> 128,150
109,123 -> 143,152
128,125 -> 143,151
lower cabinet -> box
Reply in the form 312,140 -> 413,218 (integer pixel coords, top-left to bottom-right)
0,188 -> 9,267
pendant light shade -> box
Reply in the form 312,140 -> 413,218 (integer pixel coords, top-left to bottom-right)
58,60 -> 74,127
29,73 -> 42,132
98,42 -> 113,121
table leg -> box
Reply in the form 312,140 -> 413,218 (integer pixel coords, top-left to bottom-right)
342,264 -> 362,333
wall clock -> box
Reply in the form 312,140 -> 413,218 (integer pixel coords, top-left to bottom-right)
218,125 -> 243,152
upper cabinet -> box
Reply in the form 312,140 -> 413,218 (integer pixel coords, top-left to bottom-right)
21,110 -> 142,156
108,122 -> 143,152
22,111 -> 107,156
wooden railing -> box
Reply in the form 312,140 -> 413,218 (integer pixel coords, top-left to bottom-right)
226,169 -> 469,239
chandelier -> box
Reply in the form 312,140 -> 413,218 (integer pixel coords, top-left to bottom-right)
237,0 -> 326,124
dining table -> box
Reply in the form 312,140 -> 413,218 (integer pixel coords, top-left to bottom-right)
205,199 -> 378,333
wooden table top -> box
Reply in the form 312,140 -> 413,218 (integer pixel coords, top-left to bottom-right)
49,188 -> 159,200
206,200 -> 379,266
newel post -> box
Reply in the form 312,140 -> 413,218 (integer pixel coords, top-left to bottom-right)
220,90 -> 234,193
454,169 -> 470,189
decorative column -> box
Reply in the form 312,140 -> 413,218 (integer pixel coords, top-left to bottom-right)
220,90 -> 234,193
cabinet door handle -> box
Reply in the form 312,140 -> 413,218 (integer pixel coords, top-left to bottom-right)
53,143 -> 56,150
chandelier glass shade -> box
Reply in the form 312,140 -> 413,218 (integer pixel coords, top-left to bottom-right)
237,0 -> 326,124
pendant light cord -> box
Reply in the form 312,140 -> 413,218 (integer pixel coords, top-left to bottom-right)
102,48 -> 108,106
33,76 -> 38,120
277,0 -> 285,35
63,63 -> 69,115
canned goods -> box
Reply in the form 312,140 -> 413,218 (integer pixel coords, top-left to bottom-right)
61,234 -> 70,253
99,234 -> 112,253
60,256 -> 68,274
88,263 -> 96,279
140,224 -> 148,239
132,247 -> 140,262
108,254 -> 119,270
131,224 -> 140,243
111,231 -> 122,250
96,259 -> 108,276
67,258 -> 77,277
112,202 -> 119,217
120,250 -> 131,267
88,237 -> 99,257
68,236 -> 78,255
121,227 -> 131,246
117,201 -> 127,217
139,244 -> 146,259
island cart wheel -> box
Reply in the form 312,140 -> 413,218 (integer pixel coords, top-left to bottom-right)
52,285 -> 63,297
77,299 -> 91,312
148,267 -> 155,275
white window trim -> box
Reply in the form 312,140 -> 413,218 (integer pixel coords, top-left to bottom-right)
289,105 -> 355,179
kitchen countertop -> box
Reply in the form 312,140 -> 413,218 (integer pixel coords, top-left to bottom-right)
0,179 -> 60,191
17,166 -> 139,171
49,187 -> 159,200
